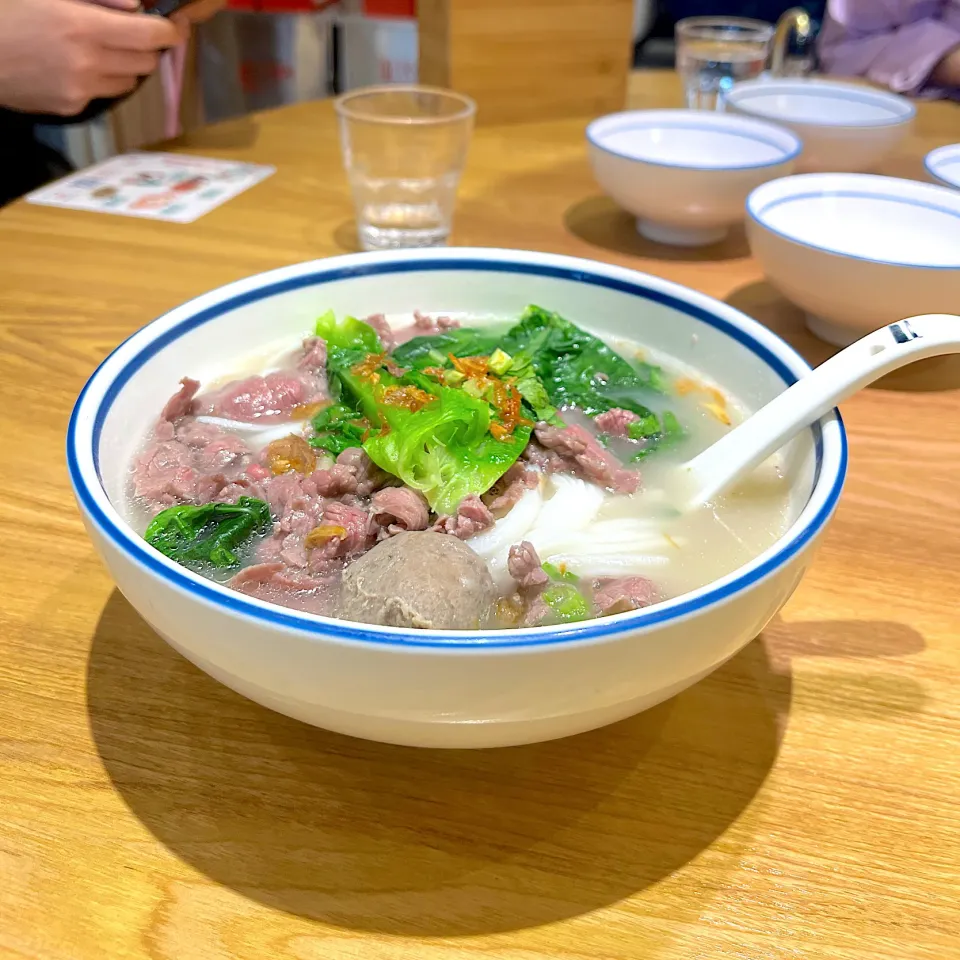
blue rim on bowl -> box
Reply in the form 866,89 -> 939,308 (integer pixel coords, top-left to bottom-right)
67,249 -> 847,650
586,109 -> 803,171
747,173 -> 960,270
924,144 -> 960,190
724,79 -> 917,128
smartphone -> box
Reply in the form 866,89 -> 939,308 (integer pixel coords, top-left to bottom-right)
63,0 -> 203,124
141,0 -> 204,15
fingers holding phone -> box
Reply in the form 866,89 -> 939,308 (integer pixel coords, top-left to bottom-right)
0,0 -> 179,115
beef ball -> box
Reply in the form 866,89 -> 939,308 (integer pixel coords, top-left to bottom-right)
339,531 -> 497,630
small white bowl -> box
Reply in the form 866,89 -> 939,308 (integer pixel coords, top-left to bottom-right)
68,248 -> 845,749
586,109 -> 801,247
747,173 -> 960,345
925,144 -> 960,190
725,79 -> 915,174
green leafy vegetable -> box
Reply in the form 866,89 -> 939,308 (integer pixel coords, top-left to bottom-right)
309,402 -> 368,455
323,348 -> 531,514
498,305 -> 668,418
542,562 -> 580,584
631,410 -> 687,461
635,360 -> 670,394
145,497 -> 271,570
488,348 -> 512,376
627,412 -> 661,440
390,327 -> 503,370
506,350 -> 561,425
365,390 -> 531,515
315,310 -> 382,354
542,583 -> 591,623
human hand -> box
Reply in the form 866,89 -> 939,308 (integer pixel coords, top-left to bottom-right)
169,0 -> 227,27
932,44 -> 960,88
85,0 -> 226,39
0,0 -> 180,115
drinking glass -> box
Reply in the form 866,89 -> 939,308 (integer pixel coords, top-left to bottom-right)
335,85 -> 476,251
675,17 -> 775,110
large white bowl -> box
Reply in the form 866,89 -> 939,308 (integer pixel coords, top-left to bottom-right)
724,79 -> 915,174
68,248 -> 846,749
925,143 -> 960,190
747,173 -> 960,345
586,109 -> 801,247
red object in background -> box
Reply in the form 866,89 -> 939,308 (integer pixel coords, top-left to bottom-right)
363,0 -> 415,15
239,59 -> 295,93
225,0 -> 413,15
226,0 -> 338,11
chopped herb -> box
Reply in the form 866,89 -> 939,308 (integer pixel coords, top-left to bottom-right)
631,410 -> 687,461
309,402 -> 368,455
543,562 -> 580,584
488,348 -> 513,376
542,583 -> 591,623
627,412 -> 661,440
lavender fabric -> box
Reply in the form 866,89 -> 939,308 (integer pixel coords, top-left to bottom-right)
818,0 -> 960,98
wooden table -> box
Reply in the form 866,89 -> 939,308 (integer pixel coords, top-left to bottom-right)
1,71 -> 958,960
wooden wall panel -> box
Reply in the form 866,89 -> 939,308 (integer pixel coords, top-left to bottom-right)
419,0 -> 634,124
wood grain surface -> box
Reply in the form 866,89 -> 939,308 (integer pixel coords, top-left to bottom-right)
1,71 -> 959,960
418,0 -> 635,124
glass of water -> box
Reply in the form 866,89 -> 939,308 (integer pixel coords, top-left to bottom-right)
675,17 -> 775,110
335,85 -> 476,251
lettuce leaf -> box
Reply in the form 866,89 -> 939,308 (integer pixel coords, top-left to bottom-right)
315,310 -> 382,354
498,305 -> 666,418
324,349 -> 530,514
390,327 -> 503,370
365,389 -> 531,515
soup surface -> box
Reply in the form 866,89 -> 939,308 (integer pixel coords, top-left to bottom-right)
127,305 -> 795,630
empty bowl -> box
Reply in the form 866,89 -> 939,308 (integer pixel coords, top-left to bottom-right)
586,109 -> 801,247
724,78 -> 915,173
747,173 -> 960,345
925,144 -> 960,190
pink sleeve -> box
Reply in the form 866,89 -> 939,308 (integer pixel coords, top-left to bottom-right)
160,42 -> 188,140
818,0 -> 960,97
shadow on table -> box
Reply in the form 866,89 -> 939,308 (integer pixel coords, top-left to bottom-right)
726,280 -> 960,393
85,592 -> 921,936
332,219 -> 361,253
564,195 -> 751,263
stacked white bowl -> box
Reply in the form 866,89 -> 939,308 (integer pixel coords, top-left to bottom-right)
925,144 -> 960,190
587,109 -> 801,247
747,173 -> 960,345
723,78 -> 915,174
587,81 -> 952,345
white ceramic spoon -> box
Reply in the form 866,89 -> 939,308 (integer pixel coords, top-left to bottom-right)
676,313 -> 960,509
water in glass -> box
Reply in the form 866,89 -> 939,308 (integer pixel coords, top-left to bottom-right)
336,86 -> 475,251
675,18 -> 774,111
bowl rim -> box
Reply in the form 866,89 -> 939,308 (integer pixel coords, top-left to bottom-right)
586,108 -> 802,171
68,248 -> 847,652
725,77 -> 917,128
924,143 -> 960,190
747,173 -> 960,270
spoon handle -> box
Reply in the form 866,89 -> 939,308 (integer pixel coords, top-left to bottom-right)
679,314 -> 960,508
